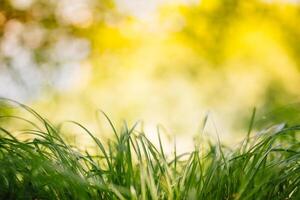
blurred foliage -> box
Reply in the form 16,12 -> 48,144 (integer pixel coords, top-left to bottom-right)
0,0 -> 113,99
1,0 -> 300,141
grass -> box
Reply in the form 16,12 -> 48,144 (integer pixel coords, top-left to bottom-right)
0,100 -> 299,199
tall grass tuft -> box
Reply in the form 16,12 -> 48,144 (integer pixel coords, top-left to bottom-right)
0,100 -> 299,199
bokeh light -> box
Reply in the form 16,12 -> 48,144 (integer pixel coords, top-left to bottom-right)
1,0 -> 300,147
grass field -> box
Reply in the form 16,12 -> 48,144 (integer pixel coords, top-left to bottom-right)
0,100 -> 299,199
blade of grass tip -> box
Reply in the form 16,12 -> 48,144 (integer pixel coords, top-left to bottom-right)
124,122 -> 140,162
199,112 -> 209,160
141,134 -> 167,176
97,110 -> 119,142
122,121 -> 139,142
128,121 -> 140,135
85,151 -> 103,174
43,121 -> 70,149
22,129 -> 63,146
0,126 -> 18,141
1,98 -> 46,125
139,135 -> 154,170
14,99 -> 61,141
106,139 -> 113,169
157,126 -> 166,162
201,111 -> 210,133
0,98 -> 61,142
247,107 -> 257,138
66,121 -> 112,171
132,135 -> 143,162
244,107 -> 256,151
0,116 -> 43,131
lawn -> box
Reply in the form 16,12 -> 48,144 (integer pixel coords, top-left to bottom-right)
0,100 -> 299,199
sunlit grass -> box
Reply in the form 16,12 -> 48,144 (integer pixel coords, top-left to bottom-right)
0,100 -> 299,199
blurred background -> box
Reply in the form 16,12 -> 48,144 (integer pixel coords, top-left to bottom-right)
1,0 -> 300,148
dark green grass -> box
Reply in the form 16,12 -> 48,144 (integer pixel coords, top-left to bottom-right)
0,100 -> 299,199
